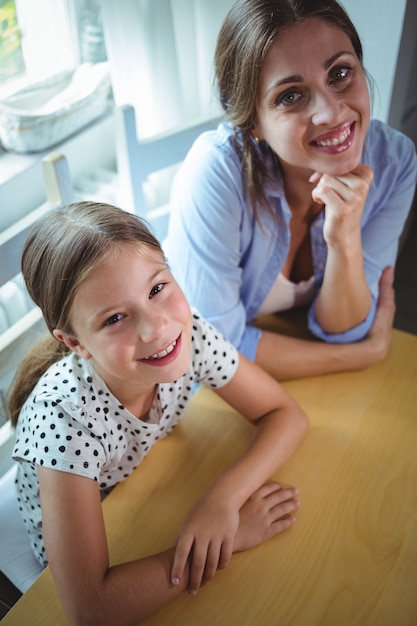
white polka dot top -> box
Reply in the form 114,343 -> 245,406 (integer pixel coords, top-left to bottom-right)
13,310 -> 238,566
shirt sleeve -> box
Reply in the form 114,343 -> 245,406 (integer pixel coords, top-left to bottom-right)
13,395 -> 107,481
190,309 -> 239,387
308,122 -> 417,343
164,133 -> 257,358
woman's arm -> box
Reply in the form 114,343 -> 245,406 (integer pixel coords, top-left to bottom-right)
256,266 -> 395,380
171,354 -> 308,593
39,467 -> 189,626
310,164 -> 373,334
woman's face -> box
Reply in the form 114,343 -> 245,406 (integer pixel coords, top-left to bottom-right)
253,18 -> 370,179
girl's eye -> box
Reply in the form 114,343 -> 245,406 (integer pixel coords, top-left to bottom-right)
329,65 -> 352,85
104,313 -> 124,326
149,282 -> 165,298
276,90 -> 301,107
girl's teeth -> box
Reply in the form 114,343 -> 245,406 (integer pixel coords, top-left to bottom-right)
146,340 -> 176,360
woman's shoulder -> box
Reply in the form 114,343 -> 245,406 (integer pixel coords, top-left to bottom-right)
367,119 -> 417,165
183,120 -> 242,174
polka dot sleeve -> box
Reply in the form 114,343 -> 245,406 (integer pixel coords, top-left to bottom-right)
13,397 -> 107,481
189,309 -> 239,388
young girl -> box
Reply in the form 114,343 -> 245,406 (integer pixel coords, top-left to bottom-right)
9,201 -> 308,625
164,0 -> 416,381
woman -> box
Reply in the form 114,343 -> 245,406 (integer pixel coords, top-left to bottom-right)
164,0 -> 417,380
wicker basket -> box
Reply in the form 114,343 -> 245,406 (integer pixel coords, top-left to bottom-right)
0,63 -> 112,153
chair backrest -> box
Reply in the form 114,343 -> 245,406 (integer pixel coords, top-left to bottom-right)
115,104 -> 223,239
0,153 -> 73,475
0,153 -> 73,595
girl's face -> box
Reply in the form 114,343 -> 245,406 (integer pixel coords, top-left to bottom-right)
54,243 -> 193,404
253,18 -> 370,179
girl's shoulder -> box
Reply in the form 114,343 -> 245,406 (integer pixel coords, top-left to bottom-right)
25,353 -> 106,415
189,308 -> 239,387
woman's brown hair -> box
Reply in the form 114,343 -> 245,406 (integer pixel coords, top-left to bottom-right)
8,201 -> 162,426
214,0 -> 365,219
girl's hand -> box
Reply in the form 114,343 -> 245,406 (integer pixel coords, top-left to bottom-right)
309,164 -> 373,249
171,496 -> 240,595
233,482 -> 300,552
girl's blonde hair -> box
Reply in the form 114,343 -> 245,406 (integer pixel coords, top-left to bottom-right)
8,201 -> 163,426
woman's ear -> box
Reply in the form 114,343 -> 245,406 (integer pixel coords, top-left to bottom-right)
52,329 -> 92,359
251,124 -> 263,144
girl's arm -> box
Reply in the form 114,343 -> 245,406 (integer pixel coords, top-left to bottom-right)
39,450 -> 301,624
39,466 -> 189,626
171,354 -> 308,594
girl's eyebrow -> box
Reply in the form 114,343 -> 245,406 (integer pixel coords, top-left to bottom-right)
263,50 -> 356,96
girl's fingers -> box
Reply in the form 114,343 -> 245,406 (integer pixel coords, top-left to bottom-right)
171,533 -> 194,587
187,540 -> 211,595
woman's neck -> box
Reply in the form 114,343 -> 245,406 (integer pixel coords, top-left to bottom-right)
282,168 -> 322,220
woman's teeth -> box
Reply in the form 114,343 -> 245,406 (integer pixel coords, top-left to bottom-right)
316,127 -> 351,147
145,340 -> 177,360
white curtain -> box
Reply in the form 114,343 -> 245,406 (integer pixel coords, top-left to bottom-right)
100,0 -> 233,138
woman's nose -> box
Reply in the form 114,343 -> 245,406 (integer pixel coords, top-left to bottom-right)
310,91 -> 343,126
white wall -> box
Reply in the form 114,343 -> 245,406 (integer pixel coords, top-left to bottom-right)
343,0 -> 407,123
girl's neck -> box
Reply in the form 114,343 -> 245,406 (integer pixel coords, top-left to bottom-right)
123,385 -> 157,422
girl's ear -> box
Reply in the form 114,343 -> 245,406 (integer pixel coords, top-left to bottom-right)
52,329 -> 92,360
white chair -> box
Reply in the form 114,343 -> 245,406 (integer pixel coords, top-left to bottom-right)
0,153 -> 73,596
0,465 -> 44,594
115,104 -> 222,239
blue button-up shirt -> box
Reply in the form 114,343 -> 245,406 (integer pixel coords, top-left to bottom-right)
164,119 -> 417,361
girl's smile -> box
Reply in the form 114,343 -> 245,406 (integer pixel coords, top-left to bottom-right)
54,243 -> 193,409
140,332 -> 182,365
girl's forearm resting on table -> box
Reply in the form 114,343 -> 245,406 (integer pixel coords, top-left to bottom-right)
199,406 -> 307,510
54,548 -> 189,626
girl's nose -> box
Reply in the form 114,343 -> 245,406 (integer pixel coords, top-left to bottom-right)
137,311 -> 168,343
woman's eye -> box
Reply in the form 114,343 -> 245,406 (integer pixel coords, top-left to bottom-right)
276,90 -> 301,107
104,313 -> 123,326
329,65 -> 352,85
149,282 -> 165,298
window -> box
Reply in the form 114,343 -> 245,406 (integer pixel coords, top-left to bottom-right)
0,0 -> 25,85
0,0 -> 106,101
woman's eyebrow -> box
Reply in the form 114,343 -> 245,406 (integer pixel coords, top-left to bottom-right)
264,74 -> 303,97
263,50 -> 356,97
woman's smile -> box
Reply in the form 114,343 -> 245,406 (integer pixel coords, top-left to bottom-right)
310,121 -> 355,154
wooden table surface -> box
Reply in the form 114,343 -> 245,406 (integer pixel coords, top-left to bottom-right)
3,325 -> 417,626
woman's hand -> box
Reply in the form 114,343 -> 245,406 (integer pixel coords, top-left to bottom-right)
309,164 -> 374,332
309,164 -> 373,249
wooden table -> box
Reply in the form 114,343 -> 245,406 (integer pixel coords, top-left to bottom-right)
3,325 -> 417,626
